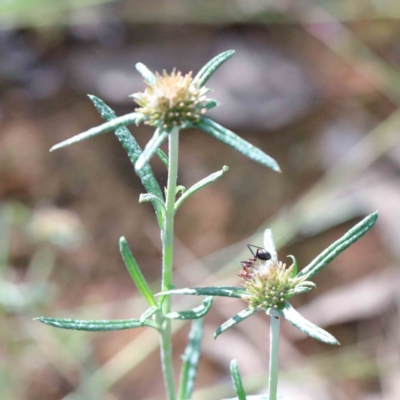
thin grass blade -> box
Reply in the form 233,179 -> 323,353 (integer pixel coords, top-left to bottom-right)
178,319 -> 204,400
166,297 -> 213,320
175,166 -> 229,212
214,308 -> 257,339
278,302 -> 339,345
50,112 -> 144,152
35,317 -> 158,331
135,62 -> 156,86
135,128 -> 169,172
193,50 -> 235,88
297,211 -> 378,280
158,286 -> 245,298
230,360 -> 247,400
195,117 -> 280,172
89,95 -> 164,227
120,237 -> 157,307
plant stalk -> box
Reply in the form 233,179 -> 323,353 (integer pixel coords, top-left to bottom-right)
160,127 -> 180,400
268,311 -> 280,400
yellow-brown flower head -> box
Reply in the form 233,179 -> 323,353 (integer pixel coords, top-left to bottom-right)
241,258 -> 312,310
132,70 -> 210,130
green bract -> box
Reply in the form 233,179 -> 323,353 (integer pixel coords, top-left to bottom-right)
178,319 -> 204,400
159,212 -> 378,345
49,50 -> 280,174
230,359 -> 247,400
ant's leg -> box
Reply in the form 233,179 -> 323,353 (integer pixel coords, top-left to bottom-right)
247,244 -> 256,257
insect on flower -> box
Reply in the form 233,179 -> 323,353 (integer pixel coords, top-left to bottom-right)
239,242 -> 315,310
239,244 -> 273,279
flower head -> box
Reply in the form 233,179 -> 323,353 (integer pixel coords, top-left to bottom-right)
49,50 -> 281,174
240,257 -> 312,310
132,70 -> 210,130
158,213 -> 377,345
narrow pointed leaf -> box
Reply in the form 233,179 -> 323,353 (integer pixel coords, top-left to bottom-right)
230,360 -> 247,400
278,302 -> 339,345
175,166 -> 229,212
287,255 -> 297,278
140,305 -> 159,324
299,281 -> 317,288
156,148 -> 169,168
286,286 -> 312,299
135,62 -> 156,86
215,308 -> 257,339
178,319 -> 204,400
139,193 -> 166,215
35,317 -> 158,331
89,96 -> 164,228
297,212 -> 378,280
166,297 -> 213,320
203,98 -> 220,110
158,286 -> 245,298
175,185 -> 186,196
120,237 -> 157,307
50,112 -> 144,152
264,229 -> 278,263
135,128 -> 169,172
195,117 -> 280,172
194,50 -> 235,88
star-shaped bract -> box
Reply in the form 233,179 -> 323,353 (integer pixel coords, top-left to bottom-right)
49,50 -> 280,174
159,211 -> 378,345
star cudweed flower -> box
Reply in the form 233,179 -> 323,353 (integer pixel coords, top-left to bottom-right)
49,50 -> 280,174
239,251 -> 315,311
131,70 -> 210,130
160,211 -> 378,345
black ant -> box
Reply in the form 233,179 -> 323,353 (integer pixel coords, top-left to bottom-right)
239,245 -> 271,279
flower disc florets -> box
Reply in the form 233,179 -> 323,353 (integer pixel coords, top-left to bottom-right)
132,70 -> 210,130
241,259 -> 313,310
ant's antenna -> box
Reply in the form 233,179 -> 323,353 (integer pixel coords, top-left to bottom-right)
247,244 -> 272,261
247,244 -> 265,257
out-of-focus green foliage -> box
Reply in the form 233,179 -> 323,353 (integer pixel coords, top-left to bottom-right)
0,0 -> 115,27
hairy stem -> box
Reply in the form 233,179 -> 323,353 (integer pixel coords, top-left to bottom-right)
160,127 -> 179,400
268,311 -> 280,400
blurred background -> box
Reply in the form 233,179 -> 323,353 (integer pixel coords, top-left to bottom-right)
1,1 -> 399,399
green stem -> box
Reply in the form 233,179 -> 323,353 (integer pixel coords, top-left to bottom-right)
268,311 -> 280,400
160,127 -> 180,400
